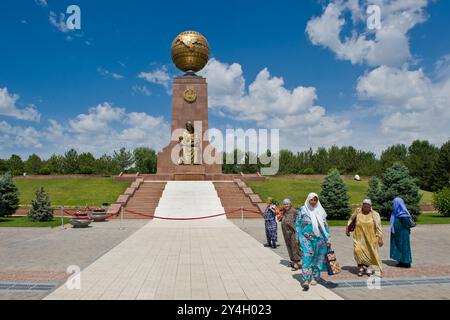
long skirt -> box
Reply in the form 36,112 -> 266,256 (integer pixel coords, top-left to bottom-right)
281,219 -> 301,263
300,235 -> 328,282
390,217 -> 412,265
265,220 -> 277,244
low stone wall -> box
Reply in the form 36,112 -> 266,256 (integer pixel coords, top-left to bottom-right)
13,175 -> 113,180
13,207 -> 90,217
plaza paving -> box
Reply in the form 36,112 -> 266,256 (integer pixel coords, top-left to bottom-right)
44,182 -> 341,300
231,219 -> 450,300
1,182 -> 450,300
0,219 -> 147,300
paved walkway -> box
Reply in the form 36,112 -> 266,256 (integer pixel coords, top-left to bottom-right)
45,182 -> 341,300
231,219 -> 450,300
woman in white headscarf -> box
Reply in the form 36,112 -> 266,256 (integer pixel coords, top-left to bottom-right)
346,199 -> 384,277
295,193 -> 331,291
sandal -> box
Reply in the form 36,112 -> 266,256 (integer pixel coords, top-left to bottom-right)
357,267 -> 365,277
291,263 -> 300,271
302,282 -> 310,291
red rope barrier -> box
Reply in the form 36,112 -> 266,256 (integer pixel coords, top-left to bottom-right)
124,208 -> 243,221
64,207 -> 263,222
242,208 -> 264,216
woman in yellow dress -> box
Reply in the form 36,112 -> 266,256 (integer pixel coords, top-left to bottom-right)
346,199 -> 384,277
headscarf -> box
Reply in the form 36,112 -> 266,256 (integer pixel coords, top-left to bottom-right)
283,198 -> 291,205
363,199 -> 372,206
390,197 -> 412,234
303,192 -> 328,238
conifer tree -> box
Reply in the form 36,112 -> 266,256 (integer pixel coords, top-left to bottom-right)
320,169 -> 352,220
28,187 -> 54,222
0,173 -> 20,217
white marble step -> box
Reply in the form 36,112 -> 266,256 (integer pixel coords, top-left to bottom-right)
154,181 -> 225,219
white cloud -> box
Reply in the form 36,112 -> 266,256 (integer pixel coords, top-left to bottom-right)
132,85 -> 151,96
35,0 -> 48,7
201,59 -> 351,149
47,103 -> 168,157
0,102 -> 170,158
97,67 -> 124,80
434,54 -> 450,81
138,66 -> 171,93
306,0 -> 429,67
0,121 -> 42,148
356,65 -> 450,146
69,103 -> 125,133
0,87 -> 40,122
49,11 -> 70,33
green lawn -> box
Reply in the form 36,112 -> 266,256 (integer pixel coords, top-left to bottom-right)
0,216 -> 71,228
14,177 -> 129,207
247,177 -> 433,208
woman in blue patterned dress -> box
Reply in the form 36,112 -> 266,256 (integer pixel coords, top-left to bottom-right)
295,192 -> 331,291
263,197 -> 278,249
390,197 -> 414,268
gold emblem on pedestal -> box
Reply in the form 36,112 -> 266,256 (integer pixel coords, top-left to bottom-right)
184,89 -> 197,103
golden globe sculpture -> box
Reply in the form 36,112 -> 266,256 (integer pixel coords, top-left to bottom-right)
171,31 -> 210,74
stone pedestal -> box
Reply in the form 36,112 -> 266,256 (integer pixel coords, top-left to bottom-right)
157,75 -> 222,180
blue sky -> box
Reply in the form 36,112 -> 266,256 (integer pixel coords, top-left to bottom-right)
0,0 -> 449,159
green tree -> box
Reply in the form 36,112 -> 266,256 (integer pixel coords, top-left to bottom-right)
79,152 -> 96,175
375,163 -> 422,219
222,149 -> 244,174
242,152 -> 260,174
7,154 -> 24,176
320,169 -> 352,220
380,144 -> 408,171
406,140 -> 439,191
133,147 -> 157,174
0,159 -> 8,173
312,147 -> 330,174
366,176 -> 382,208
46,154 -> 64,174
113,148 -> 134,172
0,173 -> 20,217
25,154 -> 42,175
357,151 -> 381,177
432,140 -> 450,191
433,188 -> 450,217
95,154 -> 119,175
28,187 -> 54,222
279,149 -> 299,174
62,149 -> 80,174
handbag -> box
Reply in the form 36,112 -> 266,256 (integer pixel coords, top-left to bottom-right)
347,211 -> 359,233
325,248 -> 342,276
410,217 -> 417,228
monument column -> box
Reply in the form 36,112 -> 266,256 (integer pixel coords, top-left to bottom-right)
156,31 -> 222,180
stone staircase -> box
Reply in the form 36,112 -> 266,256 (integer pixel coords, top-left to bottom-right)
154,181 -> 225,220
123,182 -> 166,219
213,182 -> 262,219
117,180 -> 263,220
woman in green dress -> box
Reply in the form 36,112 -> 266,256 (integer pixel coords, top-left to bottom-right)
390,197 -> 414,268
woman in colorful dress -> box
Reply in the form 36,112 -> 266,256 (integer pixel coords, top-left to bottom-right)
263,197 -> 278,249
390,197 -> 414,268
295,193 -> 331,291
281,198 -> 302,271
346,199 -> 384,277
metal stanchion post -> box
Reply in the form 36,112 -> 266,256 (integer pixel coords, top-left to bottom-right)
120,206 -> 124,230
61,206 -> 65,229
241,207 -> 244,228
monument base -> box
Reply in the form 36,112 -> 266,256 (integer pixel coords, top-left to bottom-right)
156,75 -> 222,180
